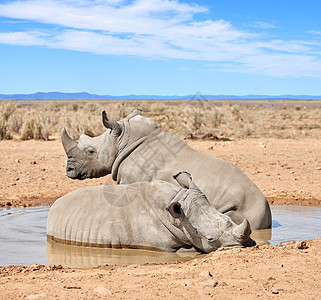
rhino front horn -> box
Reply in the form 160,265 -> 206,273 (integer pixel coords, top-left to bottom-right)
61,128 -> 77,154
232,219 -> 251,243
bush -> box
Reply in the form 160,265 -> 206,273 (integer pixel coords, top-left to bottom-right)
0,102 -> 16,140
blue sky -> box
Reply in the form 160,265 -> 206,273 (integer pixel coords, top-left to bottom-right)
1,0 -> 321,95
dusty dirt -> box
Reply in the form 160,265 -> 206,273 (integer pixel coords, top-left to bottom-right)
1,240 -> 320,299
0,137 -> 321,299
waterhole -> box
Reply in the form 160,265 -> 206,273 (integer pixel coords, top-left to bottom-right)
0,205 -> 320,268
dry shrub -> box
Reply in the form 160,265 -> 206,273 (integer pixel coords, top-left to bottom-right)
3,100 -> 321,140
61,111 -> 105,139
0,102 -> 16,139
20,117 -> 50,140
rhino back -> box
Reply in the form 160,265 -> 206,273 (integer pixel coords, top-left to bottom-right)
47,184 -> 181,251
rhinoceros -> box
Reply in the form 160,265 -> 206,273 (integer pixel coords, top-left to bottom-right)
61,109 -> 272,230
47,172 -> 253,252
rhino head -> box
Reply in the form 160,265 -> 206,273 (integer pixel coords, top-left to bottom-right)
61,109 -> 150,180
168,172 -> 254,251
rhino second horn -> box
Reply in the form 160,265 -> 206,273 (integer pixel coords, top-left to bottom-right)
232,219 -> 251,243
61,128 -> 77,154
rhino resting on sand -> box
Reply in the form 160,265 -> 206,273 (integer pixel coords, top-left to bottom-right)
61,109 -> 272,230
47,172 -> 253,252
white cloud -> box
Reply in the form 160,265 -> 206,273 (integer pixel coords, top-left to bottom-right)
249,21 -> 277,29
308,30 -> 321,36
0,0 -> 321,78
0,31 -> 46,46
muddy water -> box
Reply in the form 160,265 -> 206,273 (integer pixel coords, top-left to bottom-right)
0,205 -> 321,268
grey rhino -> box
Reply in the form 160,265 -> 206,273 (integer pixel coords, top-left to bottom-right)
62,109 -> 271,230
47,172 -> 253,252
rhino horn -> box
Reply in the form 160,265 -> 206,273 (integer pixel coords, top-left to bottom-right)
232,219 -> 251,243
102,111 -> 122,136
61,128 -> 77,154
173,172 -> 199,190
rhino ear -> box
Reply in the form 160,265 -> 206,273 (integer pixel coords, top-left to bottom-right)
166,202 -> 183,218
173,172 -> 199,190
102,111 -> 122,136
125,109 -> 142,120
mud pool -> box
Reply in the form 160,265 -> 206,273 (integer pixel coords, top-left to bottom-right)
0,205 -> 320,268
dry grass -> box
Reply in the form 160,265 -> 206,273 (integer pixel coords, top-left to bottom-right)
0,99 -> 320,140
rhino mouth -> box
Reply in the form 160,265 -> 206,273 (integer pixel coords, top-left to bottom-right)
67,170 -> 88,180
244,238 -> 256,247
66,161 -> 88,180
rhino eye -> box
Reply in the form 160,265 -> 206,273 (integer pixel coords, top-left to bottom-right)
85,147 -> 95,157
167,202 -> 183,219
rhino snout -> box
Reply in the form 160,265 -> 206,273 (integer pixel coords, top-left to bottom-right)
66,160 -> 83,179
232,219 -> 251,243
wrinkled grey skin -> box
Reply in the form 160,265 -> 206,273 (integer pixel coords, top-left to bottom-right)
62,109 -> 272,230
47,172 -> 253,252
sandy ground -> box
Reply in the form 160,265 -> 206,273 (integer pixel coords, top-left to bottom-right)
0,137 -> 321,299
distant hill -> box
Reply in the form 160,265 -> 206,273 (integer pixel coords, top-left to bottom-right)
1,92 -> 321,100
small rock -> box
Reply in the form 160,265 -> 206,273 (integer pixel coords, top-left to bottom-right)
94,285 -> 112,296
198,289 -> 211,295
29,264 -> 41,271
295,240 -> 308,249
199,270 -> 213,277
30,161 -> 37,165
27,293 -> 47,299
181,279 -> 194,286
200,279 -> 218,287
6,202 -> 12,206
271,287 -> 283,294
15,177 -> 20,181
46,264 -> 63,271
280,240 -> 295,246
15,159 -> 21,163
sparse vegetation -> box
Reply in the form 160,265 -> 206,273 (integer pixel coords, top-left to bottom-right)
0,100 -> 320,140
0,102 -> 16,140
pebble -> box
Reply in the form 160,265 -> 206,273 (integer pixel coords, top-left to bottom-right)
94,285 -> 113,296
181,279 -> 194,286
271,287 -> 283,294
295,240 -> 308,249
199,270 -> 213,277
26,293 -> 47,299
200,279 -> 218,287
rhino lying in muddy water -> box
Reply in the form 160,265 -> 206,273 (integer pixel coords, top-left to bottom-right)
47,172 -> 253,252
62,109 -> 271,230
